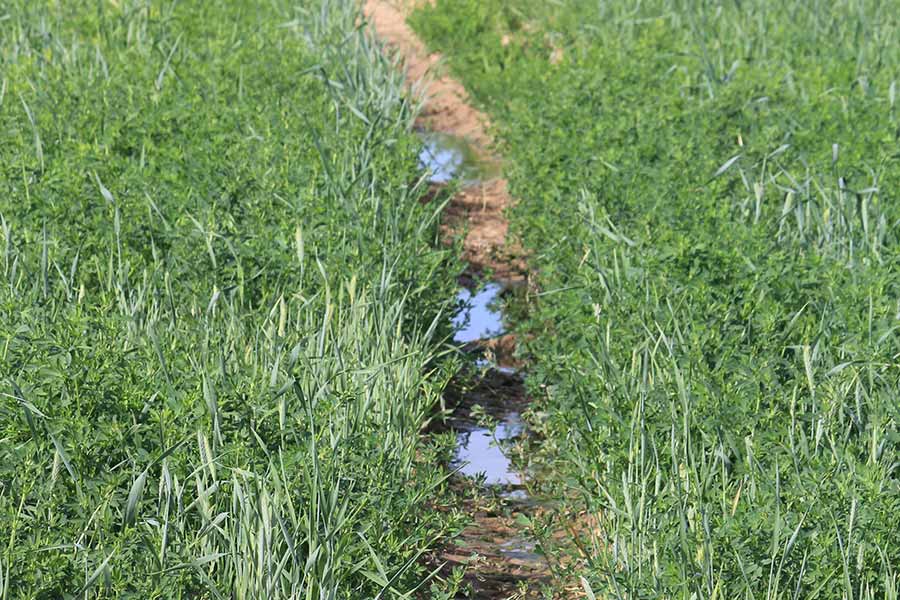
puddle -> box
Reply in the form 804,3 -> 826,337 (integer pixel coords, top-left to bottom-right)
500,489 -> 530,501
418,131 -> 502,184
475,358 -> 518,375
446,279 -> 546,580
452,283 -> 505,343
499,538 -> 543,562
451,284 -> 526,485
453,412 -> 524,486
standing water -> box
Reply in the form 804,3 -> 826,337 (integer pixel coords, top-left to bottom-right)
452,283 -> 505,343
418,131 -> 502,185
451,282 -> 526,488
422,126 -> 548,592
448,280 -> 547,587
365,5 -> 549,590
453,412 -> 524,485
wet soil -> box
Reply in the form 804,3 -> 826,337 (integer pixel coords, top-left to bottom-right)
364,0 -> 526,285
437,283 -> 548,598
364,2 -> 550,597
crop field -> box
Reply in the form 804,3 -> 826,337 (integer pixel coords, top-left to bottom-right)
3,0 -> 900,598
0,1 -> 465,597
411,0 -> 900,598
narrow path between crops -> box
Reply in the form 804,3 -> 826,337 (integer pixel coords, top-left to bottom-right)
364,2 -> 548,598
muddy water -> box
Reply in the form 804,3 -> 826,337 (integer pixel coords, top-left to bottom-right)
418,131 -> 502,185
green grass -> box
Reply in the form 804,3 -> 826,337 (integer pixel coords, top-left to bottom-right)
412,0 -> 900,598
0,0 -> 464,597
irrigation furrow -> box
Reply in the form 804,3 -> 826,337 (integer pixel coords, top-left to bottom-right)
364,2 -> 548,597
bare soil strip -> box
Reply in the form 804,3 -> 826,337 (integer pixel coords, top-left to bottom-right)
364,1 -> 547,597
364,0 -> 525,284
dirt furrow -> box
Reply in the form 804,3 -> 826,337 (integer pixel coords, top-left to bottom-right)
364,0 -> 525,284
364,1 -> 547,598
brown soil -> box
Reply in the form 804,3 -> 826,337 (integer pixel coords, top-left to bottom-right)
363,2 -> 549,598
469,333 -> 525,371
429,507 -> 548,599
363,0 -> 525,285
